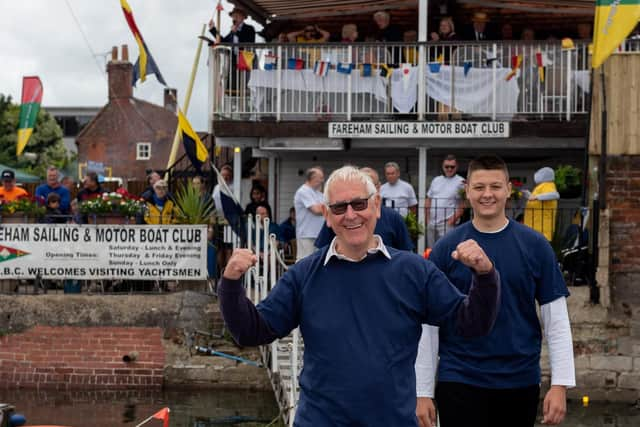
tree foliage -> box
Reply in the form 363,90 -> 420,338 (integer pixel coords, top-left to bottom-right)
0,93 -> 74,178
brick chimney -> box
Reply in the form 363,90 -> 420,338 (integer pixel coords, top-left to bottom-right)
107,45 -> 133,100
164,88 -> 177,112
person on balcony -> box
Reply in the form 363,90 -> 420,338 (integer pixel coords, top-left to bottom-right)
287,25 -> 330,43
463,11 -> 495,41
35,166 -> 71,214
430,17 -> 458,42
380,161 -> 417,218
0,170 -> 28,202
415,156 -> 574,427
341,23 -> 359,42
218,165 -> 499,427
144,180 -> 178,225
523,166 -> 560,242
373,10 -> 403,65
244,184 -> 271,219
208,7 -> 255,45
425,155 -> 465,248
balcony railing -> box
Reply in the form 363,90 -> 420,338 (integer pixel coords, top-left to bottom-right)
208,40 -> 595,122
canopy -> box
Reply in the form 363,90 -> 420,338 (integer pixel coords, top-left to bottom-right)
0,163 -> 42,183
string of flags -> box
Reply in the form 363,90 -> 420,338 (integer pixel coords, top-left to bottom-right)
535,51 -> 545,83
505,54 -> 523,81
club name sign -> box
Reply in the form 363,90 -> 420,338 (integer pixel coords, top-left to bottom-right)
328,121 -> 510,138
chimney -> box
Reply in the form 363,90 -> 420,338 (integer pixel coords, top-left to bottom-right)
164,88 -> 177,112
107,45 -> 133,100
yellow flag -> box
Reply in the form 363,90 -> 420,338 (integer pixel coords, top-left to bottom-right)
592,0 -> 640,68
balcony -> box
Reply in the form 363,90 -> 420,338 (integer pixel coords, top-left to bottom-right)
209,40 -> 596,123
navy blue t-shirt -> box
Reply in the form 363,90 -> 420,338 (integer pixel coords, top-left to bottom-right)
314,205 -> 414,251
256,247 -> 466,426
431,220 -> 569,388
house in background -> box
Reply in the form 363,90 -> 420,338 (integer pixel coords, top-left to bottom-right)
76,45 -> 181,184
46,106 -> 100,155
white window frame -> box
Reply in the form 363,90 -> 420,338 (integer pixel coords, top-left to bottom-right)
136,142 -> 151,160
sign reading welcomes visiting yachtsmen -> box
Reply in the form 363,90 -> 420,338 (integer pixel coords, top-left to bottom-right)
0,224 -> 207,280
328,122 -> 510,138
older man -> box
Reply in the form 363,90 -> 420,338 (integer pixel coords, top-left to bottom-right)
425,155 -> 465,247
380,161 -> 417,217
219,165 -> 500,427
293,167 -> 325,260
0,170 -> 29,201
35,166 -> 71,214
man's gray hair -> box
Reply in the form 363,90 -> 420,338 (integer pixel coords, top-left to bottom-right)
305,166 -> 323,182
384,161 -> 400,172
323,166 -> 376,203
373,11 -> 390,21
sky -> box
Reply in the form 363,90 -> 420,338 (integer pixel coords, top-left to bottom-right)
1,0 -> 262,131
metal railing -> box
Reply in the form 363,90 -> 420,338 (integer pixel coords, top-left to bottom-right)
209,40 -> 592,121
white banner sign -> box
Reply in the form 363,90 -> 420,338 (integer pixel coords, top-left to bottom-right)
0,224 -> 207,280
328,121 -> 510,138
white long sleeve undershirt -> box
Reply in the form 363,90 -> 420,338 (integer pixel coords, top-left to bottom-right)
415,296 -> 575,397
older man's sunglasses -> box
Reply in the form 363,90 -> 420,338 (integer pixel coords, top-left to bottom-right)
328,195 -> 373,215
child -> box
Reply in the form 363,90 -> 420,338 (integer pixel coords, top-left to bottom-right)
44,192 -> 67,224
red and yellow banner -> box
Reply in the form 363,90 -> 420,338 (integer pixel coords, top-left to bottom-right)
120,0 -> 147,81
17,76 -> 43,156
505,54 -> 523,81
592,0 -> 640,68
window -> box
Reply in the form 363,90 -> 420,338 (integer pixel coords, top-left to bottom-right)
136,142 -> 151,160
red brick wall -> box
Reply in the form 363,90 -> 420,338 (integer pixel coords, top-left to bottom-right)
607,156 -> 640,274
0,326 -> 165,390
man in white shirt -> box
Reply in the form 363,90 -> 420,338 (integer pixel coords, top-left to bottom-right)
425,155 -> 465,247
294,167 -> 325,261
379,161 -> 417,218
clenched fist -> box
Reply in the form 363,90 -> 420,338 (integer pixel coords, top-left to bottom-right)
451,239 -> 493,274
223,249 -> 257,280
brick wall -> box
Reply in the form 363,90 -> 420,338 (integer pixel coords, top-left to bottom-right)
0,326 -> 164,390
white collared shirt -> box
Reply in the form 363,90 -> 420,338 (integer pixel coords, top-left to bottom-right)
324,234 -> 391,265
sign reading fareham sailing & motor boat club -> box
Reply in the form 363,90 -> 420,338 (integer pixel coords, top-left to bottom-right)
328,121 -> 510,138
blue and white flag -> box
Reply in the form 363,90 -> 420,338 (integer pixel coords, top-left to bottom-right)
212,163 -> 246,244
336,62 -> 353,74
264,54 -> 277,70
314,60 -> 330,77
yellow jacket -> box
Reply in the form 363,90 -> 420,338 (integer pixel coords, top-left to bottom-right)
523,181 -> 558,241
144,199 -> 178,224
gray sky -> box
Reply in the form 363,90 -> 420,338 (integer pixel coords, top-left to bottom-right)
1,0 -> 262,131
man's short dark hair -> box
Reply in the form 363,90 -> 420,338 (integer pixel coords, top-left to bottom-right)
467,155 -> 509,180
444,154 -> 457,162
47,192 -> 61,204
86,172 -> 98,184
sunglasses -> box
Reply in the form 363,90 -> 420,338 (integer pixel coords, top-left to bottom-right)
443,165 -> 456,169
328,194 -> 374,215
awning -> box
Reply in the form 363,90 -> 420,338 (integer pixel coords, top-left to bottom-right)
0,164 -> 41,183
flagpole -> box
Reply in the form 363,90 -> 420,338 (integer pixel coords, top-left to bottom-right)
134,414 -> 155,427
216,1 -> 222,44
165,24 -> 207,178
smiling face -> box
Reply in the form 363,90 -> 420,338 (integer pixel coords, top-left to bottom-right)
324,179 -> 380,260
466,169 -> 511,227
440,19 -> 452,35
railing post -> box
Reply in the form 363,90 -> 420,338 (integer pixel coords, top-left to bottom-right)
276,45 -> 282,122
347,45 -> 353,121
290,327 -> 300,425
418,147 -> 427,254
492,43 -> 497,121
270,234 -> 279,374
262,217 -> 270,301
245,214 -> 252,290
254,214 -> 261,304
566,47 -> 572,121
418,43 -> 426,120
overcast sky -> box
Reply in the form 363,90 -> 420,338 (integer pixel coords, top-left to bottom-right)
1,0 -> 262,131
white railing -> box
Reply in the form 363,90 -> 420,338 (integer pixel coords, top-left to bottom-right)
209,41 -> 592,121
244,214 -> 300,426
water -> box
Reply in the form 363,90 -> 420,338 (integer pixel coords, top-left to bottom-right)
0,388 -> 281,427
1,389 -> 639,426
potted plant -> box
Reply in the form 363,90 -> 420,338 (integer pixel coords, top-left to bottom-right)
79,191 -> 145,224
174,182 -> 215,225
0,195 -> 46,223
554,165 -> 582,199
404,211 -> 424,242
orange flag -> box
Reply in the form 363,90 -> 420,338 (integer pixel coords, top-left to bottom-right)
152,407 -> 170,427
505,54 -> 523,81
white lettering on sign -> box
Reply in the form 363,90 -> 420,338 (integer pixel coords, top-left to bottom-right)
328,121 -> 510,138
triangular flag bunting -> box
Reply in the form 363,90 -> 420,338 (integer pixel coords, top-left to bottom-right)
360,63 -> 372,77
535,52 -> 545,83
463,61 -> 472,77
505,54 -> 523,81
313,60 -> 330,77
336,62 -> 353,74
237,51 -> 255,71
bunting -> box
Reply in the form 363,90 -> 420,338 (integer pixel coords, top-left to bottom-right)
505,54 -> 523,81
313,60 -> 330,77
121,0 -> 167,86
360,63 -> 372,77
287,58 -> 304,70
237,51 -> 255,71
379,63 -> 392,79
16,76 -> 43,157
178,109 -> 208,173
336,62 -> 353,74
592,0 -> 640,68
535,52 -> 545,83
264,54 -> 277,70
463,61 -> 472,77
